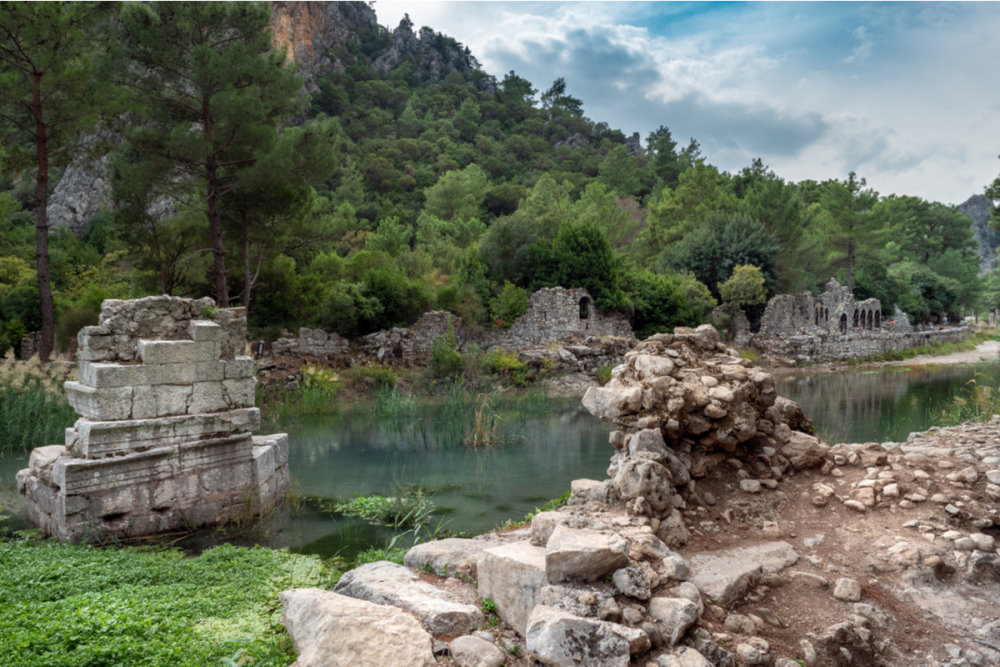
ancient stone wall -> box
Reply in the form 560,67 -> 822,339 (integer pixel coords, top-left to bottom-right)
273,327 -> 350,359
751,278 -> 965,363
493,287 -> 633,349
17,296 -> 288,542
361,311 -> 466,365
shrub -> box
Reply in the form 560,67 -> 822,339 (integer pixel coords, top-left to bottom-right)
482,348 -> 527,386
489,281 -> 528,327
429,323 -> 463,378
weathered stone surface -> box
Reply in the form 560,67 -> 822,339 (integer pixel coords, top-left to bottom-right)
404,537 -> 486,578
477,541 -> 547,635
833,578 -> 862,602
334,560 -> 484,636
449,635 -> 506,667
781,431 -> 829,469
280,588 -> 436,667
545,524 -> 630,583
688,542 -> 799,607
655,646 -> 713,667
648,597 -> 700,645
612,566 -> 652,600
530,511 -> 567,546
21,296 -> 284,542
583,385 -> 643,420
569,478 -> 611,505
526,605 -> 644,667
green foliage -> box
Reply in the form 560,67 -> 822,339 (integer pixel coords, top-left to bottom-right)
622,267 -> 716,338
482,349 -> 528,386
489,281 -> 529,327
0,541 -> 326,666
429,323 -> 464,378
718,264 -> 767,307
552,220 -> 625,311
334,492 -> 434,529
0,363 -> 77,453
936,373 -> 1000,426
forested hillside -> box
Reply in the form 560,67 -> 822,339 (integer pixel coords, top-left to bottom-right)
0,2 -> 995,360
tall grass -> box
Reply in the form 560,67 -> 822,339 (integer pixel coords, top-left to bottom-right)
935,372 -> 1000,426
465,390 -> 503,447
0,358 -> 77,453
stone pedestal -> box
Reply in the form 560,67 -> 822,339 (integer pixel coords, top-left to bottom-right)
17,296 -> 289,542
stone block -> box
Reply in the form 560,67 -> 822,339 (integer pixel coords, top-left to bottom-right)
72,409 -> 259,458
222,377 -> 256,409
189,382 -> 229,413
152,361 -> 225,385
526,605 -> 637,666
132,383 -> 192,419
65,381 -> 133,421
79,362 -> 150,389
334,561 -> 485,636
478,541 -> 547,635
223,356 -> 255,379
545,524 -> 630,583
188,319 -> 222,342
137,339 -> 219,365
404,538 -> 487,578
689,541 -> 798,607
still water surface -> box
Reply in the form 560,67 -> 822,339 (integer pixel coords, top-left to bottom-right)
2,360 -> 1000,557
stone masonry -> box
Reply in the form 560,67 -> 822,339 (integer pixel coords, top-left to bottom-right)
16,296 -> 288,542
751,278 -> 969,363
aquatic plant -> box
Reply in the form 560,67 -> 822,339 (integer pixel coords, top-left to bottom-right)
935,372 -> 1000,426
465,389 -> 503,447
333,491 -> 435,529
375,385 -> 417,417
0,359 -> 77,453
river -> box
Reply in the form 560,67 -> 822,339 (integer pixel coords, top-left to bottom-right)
2,360 -> 999,557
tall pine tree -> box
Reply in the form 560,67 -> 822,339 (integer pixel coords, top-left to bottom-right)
116,2 -> 303,306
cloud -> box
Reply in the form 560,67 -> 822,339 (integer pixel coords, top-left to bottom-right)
842,25 -> 874,64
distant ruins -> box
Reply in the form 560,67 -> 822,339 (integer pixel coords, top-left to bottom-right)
272,286 -> 635,371
17,296 -> 288,542
751,279 -> 968,363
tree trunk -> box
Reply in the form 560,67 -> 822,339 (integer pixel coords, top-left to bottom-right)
202,99 -> 228,307
241,213 -> 251,310
32,73 -> 54,362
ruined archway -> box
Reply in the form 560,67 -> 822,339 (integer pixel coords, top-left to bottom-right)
840,313 -> 848,334
579,296 -> 591,319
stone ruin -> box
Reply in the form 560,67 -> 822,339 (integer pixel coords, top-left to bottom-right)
16,296 -> 288,542
269,286 -> 636,375
751,278 -> 967,363
757,278 -> 883,337
279,324 -> 835,665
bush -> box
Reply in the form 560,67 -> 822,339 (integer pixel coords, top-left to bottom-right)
482,349 -> 528,386
429,324 -> 463,378
489,281 -> 528,327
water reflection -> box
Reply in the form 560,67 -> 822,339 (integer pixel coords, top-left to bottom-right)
776,361 -> 1000,444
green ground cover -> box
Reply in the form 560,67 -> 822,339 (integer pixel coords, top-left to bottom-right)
0,539 -> 332,666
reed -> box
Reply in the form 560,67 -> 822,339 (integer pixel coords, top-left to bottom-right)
0,359 -> 77,453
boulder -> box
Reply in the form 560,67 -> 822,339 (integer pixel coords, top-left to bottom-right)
648,597 -> 700,645
449,635 -> 507,667
280,588 -> 436,667
333,560 -> 484,635
526,605 -> 647,666
403,537 -> 486,578
781,431 -> 829,469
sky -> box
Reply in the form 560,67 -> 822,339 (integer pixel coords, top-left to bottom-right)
374,1 -> 1000,205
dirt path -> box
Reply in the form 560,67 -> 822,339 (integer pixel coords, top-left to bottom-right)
883,339 -> 1000,366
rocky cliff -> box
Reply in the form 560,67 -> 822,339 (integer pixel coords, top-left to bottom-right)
960,193 -> 999,274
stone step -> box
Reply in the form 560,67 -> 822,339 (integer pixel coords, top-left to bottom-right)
688,541 -> 799,607
334,560 -> 484,636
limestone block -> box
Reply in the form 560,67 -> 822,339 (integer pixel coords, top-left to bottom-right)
334,561 -> 484,636
253,431 -> 288,468
477,541 -> 547,635
526,605 -> 641,666
137,339 -> 219,365
78,361 -> 150,389
71,409 -> 260,458
403,538 -> 487,578
688,541 -> 798,607
781,432 -> 829,469
582,385 -> 643,420
65,381 -> 133,421
152,361 -> 225,385
132,383 -> 192,419
281,588 -> 437,667
222,378 -> 256,409
569,478 -> 611,505
614,457 -> 673,512
29,445 -> 68,480
545,524 -> 630,583
223,356 -> 255,379
648,597 -> 700,645
188,319 -> 222,342
530,511 -> 567,546
449,635 -> 506,667
189,382 -> 229,414
53,446 -> 174,496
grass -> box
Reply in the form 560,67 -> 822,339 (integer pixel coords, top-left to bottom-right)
0,538 -> 331,666
0,357 -> 77,453
259,364 -> 341,419
856,329 -> 1000,364
465,390 -> 503,447
935,372 -> 1000,426
329,492 -> 435,530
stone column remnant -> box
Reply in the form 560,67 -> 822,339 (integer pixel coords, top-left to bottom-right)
16,296 -> 289,542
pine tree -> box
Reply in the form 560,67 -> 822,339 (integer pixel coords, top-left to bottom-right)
116,2 -> 304,307
0,2 -> 110,360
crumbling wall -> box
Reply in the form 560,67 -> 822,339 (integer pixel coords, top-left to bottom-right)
751,279 -> 966,363
495,287 -> 633,348
273,327 -> 350,358
17,296 -> 288,542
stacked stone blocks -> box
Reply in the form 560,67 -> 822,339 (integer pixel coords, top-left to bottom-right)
17,296 -> 288,542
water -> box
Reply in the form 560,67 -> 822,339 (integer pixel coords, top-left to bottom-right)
3,361 -> 1000,557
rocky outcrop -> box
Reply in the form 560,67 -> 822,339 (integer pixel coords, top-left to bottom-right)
960,194 -> 999,274
17,296 -> 287,542
374,15 -> 481,86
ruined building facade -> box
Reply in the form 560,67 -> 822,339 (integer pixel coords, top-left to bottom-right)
751,279 -> 967,363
